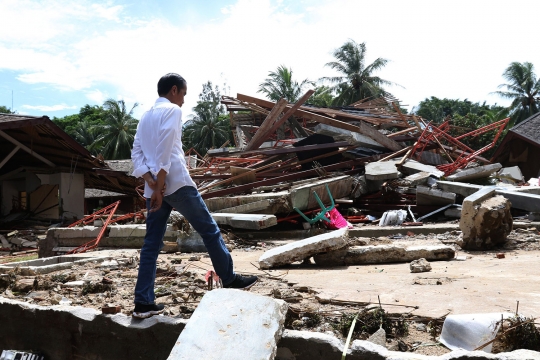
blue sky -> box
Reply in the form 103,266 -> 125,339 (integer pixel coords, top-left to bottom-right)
0,0 -> 538,119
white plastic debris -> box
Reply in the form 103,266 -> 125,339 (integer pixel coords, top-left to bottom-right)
379,210 -> 407,226
439,313 -> 514,353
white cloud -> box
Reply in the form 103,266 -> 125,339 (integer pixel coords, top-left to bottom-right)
21,103 -> 77,111
2,0 -> 539,118
86,89 -> 108,104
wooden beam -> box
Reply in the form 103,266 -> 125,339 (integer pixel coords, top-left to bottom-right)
391,102 -> 411,128
237,93 -> 402,152
244,98 -> 288,151
376,146 -> 411,162
0,130 -> 55,167
387,127 -> 417,138
0,145 -> 20,170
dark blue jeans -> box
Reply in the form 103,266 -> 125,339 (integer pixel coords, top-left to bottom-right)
134,186 -> 235,305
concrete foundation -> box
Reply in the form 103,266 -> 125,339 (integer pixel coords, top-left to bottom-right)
1,297 -> 536,360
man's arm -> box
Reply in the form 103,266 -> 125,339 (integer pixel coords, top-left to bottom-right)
131,124 -> 150,178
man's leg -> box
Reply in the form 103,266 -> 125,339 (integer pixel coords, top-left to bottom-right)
164,186 -> 236,285
134,198 -> 172,305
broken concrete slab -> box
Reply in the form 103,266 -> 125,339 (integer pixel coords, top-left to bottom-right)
400,159 -> 445,178
259,228 -> 348,269
499,166 -> 524,182
365,162 -> 399,181
108,225 -> 177,238
460,194 -> 513,250
447,163 -> 502,182
314,123 -> 384,148
290,175 -> 353,211
313,241 -> 455,266
205,191 -> 289,214
404,171 -> 431,186
416,186 -> 456,206
0,255 -> 110,275
495,190 -> 540,213
167,289 -> 288,360
211,213 -> 277,230
217,199 -> 274,214
437,181 -> 483,198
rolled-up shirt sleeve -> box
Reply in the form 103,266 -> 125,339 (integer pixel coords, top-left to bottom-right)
131,123 -> 149,178
153,107 -> 182,175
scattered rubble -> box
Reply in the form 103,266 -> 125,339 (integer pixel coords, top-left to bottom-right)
410,258 -> 432,273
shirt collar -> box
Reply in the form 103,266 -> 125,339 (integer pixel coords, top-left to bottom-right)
155,97 -> 171,104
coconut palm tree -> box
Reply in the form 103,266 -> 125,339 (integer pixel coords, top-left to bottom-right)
182,81 -> 232,155
93,99 -> 139,159
258,65 -> 314,103
72,119 -> 98,155
493,62 -> 540,124
322,40 -> 398,106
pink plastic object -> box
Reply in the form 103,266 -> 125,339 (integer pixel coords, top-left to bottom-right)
325,208 -> 353,230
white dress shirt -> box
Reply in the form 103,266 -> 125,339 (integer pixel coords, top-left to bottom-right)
131,97 -> 196,198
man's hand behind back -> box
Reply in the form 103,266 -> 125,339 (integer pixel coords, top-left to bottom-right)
149,191 -> 163,213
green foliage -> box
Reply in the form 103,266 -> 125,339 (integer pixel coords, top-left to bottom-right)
322,40 -> 398,106
182,81 -> 233,155
413,97 -> 505,123
308,85 -> 335,107
333,308 -> 394,338
493,61 -> 540,124
92,99 -> 139,160
258,65 -> 314,102
0,105 -> 14,114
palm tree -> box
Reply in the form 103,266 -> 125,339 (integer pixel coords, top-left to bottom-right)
183,111 -> 231,155
493,62 -> 540,124
72,119 -> 98,155
258,65 -> 314,102
93,99 -> 139,159
182,82 -> 232,155
322,40 -> 398,106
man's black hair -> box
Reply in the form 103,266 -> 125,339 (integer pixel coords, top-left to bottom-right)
157,73 -> 186,96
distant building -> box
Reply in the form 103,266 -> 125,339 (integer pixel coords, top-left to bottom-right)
0,114 -> 138,225
492,112 -> 540,180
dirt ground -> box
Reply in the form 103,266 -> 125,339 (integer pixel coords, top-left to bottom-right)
1,227 -> 540,356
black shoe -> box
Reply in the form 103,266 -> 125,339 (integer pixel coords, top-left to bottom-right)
132,303 -> 165,319
224,274 -> 258,290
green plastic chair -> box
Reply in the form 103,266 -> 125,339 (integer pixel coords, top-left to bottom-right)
293,184 -> 335,224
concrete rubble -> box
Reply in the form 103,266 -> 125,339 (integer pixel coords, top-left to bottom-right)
447,163 -> 502,182
410,258 -> 432,273
167,289 -> 288,360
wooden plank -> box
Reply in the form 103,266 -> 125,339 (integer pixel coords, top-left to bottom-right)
376,146 -> 412,162
244,98 -> 288,151
237,93 -> 402,151
240,141 -> 349,157
391,102 -> 411,128
245,90 -> 314,150
387,127 -> 417,138
201,158 -> 365,199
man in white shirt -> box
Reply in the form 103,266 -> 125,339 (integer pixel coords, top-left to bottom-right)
131,73 -> 257,319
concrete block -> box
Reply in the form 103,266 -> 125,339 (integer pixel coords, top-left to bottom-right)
167,289 -> 288,360
460,195 -> 513,250
313,241 -> 455,266
211,213 -> 277,230
53,226 -> 101,239
365,162 -> 399,181
447,163 -> 502,182
404,171 -> 431,186
416,186 -> 456,206
401,160 -> 445,178
259,228 -> 348,269
495,190 -> 540,213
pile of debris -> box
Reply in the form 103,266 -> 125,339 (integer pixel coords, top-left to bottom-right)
0,230 -> 41,255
